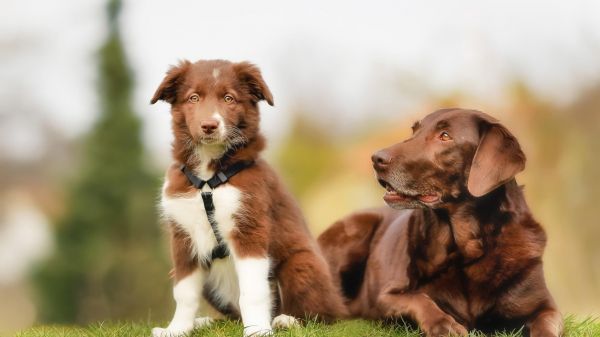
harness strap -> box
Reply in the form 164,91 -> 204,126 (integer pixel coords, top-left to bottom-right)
201,192 -> 229,261
179,161 -> 254,265
180,161 -> 253,190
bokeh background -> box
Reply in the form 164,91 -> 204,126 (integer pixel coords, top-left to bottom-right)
1,0 -> 599,333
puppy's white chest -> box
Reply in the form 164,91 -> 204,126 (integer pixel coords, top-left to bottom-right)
160,180 -> 242,260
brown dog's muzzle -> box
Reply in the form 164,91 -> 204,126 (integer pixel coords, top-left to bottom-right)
371,150 -> 392,172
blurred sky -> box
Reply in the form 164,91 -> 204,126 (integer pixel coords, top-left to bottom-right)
2,0 -> 600,165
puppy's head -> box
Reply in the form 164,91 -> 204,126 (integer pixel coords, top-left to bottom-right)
151,59 -> 273,151
372,109 -> 525,209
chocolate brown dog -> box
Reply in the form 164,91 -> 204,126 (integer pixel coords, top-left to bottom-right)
318,109 -> 562,337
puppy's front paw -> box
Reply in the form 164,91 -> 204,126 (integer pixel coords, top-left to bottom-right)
151,325 -> 193,337
243,325 -> 273,336
422,314 -> 468,337
271,314 -> 299,329
194,316 -> 214,329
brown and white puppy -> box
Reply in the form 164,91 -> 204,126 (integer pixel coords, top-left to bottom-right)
150,59 -> 347,337
318,109 -> 562,337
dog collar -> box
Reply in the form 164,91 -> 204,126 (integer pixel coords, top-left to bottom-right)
180,161 -> 254,266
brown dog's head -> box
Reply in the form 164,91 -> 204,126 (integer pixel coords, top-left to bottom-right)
151,59 -> 273,159
372,109 -> 526,209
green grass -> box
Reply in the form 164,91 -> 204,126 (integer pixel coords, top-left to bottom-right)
13,316 -> 600,337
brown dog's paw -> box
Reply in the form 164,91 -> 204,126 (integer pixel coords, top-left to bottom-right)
421,315 -> 468,337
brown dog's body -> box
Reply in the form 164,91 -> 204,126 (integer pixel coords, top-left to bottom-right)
151,60 -> 346,337
318,109 -> 562,337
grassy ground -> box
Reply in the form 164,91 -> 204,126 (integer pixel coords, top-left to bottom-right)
13,316 -> 599,337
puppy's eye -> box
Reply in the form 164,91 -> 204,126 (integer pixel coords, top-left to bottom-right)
188,94 -> 200,103
224,94 -> 235,103
439,131 -> 452,141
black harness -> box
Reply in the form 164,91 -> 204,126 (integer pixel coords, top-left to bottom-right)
180,161 -> 254,265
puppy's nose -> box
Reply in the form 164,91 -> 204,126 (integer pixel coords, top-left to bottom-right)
372,151 -> 392,171
200,119 -> 219,135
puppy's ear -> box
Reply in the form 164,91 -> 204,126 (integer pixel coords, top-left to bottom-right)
150,60 -> 191,104
233,62 -> 274,106
467,115 -> 526,197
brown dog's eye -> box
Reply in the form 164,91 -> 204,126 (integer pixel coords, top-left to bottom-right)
224,94 -> 235,103
439,131 -> 452,141
188,94 -> 200,103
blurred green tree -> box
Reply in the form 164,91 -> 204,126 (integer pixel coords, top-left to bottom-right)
33,0 -> 171,323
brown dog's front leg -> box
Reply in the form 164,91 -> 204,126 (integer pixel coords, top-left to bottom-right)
528,307 -> 563,337
377,289 -> 467,337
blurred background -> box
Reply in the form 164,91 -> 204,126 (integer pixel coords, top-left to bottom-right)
1,0 -> 599,333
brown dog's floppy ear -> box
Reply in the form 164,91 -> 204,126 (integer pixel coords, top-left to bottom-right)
150,60 -> 191,104
467,116 -> 526,197
233,62 -> 274,106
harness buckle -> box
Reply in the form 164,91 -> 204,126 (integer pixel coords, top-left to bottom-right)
216,172 -> 228,183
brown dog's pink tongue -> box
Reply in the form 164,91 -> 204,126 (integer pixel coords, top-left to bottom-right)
418,194 -> 439,203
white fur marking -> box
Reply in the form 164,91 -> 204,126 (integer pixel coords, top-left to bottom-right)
204,258 -> 240,312
212,112 -> 227,140
152,270 -> 202,337
160,179 -> 242,261
272,314 -> 299,329
212,68 -> 220,79
190,144 -> 225,180
234,257 -> 273,336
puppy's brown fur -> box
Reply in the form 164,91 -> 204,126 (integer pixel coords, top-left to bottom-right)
318,109 -> 562,337
153,60 -> 347,322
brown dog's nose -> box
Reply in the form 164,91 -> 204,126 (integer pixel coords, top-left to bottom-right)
200,119 -> 219,135
372,151 -> 392,171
